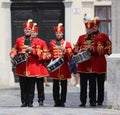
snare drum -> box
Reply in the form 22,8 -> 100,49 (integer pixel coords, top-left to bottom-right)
47,57 -> 64,72
72,51 -> 91,64
11,54 -> 27,66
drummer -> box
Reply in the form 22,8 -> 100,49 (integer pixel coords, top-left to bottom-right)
91,17 -> 112,106
30,23 -> 50,106
73,20 -> 97,107
9,19 -> 47,107
48,23 -> 73,107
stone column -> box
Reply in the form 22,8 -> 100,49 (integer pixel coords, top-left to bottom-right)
107,0 -> 120,109
63,0 -> 72,42
0,1 -> 16,86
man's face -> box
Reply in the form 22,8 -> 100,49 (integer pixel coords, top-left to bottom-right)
24,27 -> 32,36
55,31 -> 63,40
31,31 -> 38,38
86,28 -> 93,35
93,25 -> 99,32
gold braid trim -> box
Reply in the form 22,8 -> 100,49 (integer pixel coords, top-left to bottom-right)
43,49 -> 49,53
42,49 -> 49,59
23,45 -> 29,49
37,48 -> 43,56
11,47 -> 17,55
106,41 -> 112,55
97,42 -> 104,55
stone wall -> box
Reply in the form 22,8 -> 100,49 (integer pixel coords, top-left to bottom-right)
107,0 -> 120,109
0,1 -> 15,86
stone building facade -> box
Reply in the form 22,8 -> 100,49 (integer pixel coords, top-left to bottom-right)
0,0 -> 111,85
1,0 -> 120,109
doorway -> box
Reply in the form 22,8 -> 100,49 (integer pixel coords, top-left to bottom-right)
11,1 -> 65,82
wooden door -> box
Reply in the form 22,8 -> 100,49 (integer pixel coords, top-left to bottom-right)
11,1 -> 64,82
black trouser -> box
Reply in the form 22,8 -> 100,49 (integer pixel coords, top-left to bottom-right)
53,79 -> 67,104
19,76 -> 36,105
79,73 -> 96,104
36,77 -> 45,103
96,73 -> 105,104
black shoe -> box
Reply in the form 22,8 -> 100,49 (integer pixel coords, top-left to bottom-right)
21,103 -> 27,107
90,103 -> 96,107
60,103 -> 65,107
79,103 -> 86,107
54,103 -> 60,107
39,101 -> 43,106
98,103 -> 102,106
28,103 -> 33,107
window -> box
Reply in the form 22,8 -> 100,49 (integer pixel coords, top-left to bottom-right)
95,6 -> 111,39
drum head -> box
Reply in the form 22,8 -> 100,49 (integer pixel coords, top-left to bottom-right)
47,58 -> 60,67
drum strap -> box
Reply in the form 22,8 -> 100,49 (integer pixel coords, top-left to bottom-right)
63,41 -> 66,48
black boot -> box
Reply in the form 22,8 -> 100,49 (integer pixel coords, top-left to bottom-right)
39,101 -> 43,106
28,103 -> 33,107
90,102 -> 96,107
54,102 -> 61,107
60,103 -> 65,107
79,103 -> 86,107
21,103 -> 27,107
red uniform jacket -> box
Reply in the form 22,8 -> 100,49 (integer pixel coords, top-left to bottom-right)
48,39 -> 72,80
73,32 -> 112,74
10,36 -> 49,77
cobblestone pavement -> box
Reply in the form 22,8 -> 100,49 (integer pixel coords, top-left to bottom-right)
0,83 -> 120,115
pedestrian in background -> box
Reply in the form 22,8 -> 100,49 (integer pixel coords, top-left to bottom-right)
69,59 -> 80,88
44,77 -> 50,87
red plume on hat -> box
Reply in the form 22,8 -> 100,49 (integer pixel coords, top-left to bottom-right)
85,21 -> 94,29
54,23 -> 64,32
92,16 -> 100,26
32,23 -> 39,32
23,19 -> 33,29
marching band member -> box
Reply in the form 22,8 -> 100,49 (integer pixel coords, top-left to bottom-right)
30,23 -> 50,106
92,17 -> 112,106
73,21 -> 97,107
48,23 -> 73,107
9,19 -> 46,107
